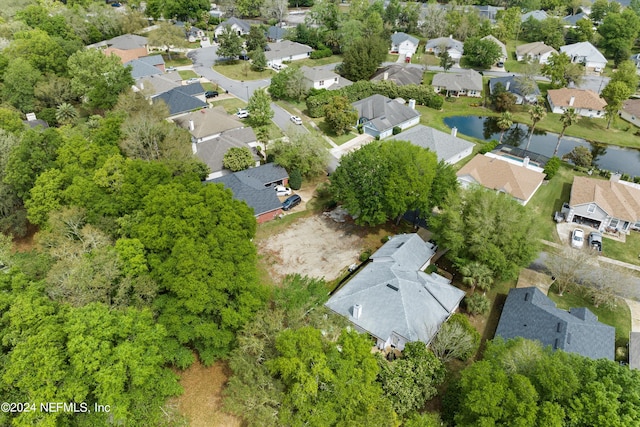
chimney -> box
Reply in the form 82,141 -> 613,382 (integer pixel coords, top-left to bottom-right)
505,81 -> 510,91
383,71 -> 389,80
523,156 -> 530,168
353,304 -> 362,319
449,34 -> 453,39
569,96 -> 575,106
189,119 -> 194,131
408,99 -> 416,109
451,127 -> 458,137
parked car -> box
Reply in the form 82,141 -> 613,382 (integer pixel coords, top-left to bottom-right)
165,66 -> 177,72
205,91 -> 219,99
282,194 -> 302,211
571,228 -> 584,249
111,2 -> 122,6
496,61 -> 504,68
290,115 -> 302,125
239,53 -> 250,60
588,232 -> 602,252
185,77 -> 200,84
274,185 -> 292,196
236,109 -> 249,119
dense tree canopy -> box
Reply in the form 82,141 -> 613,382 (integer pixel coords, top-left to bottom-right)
431,185 -> 541,280
463,37 -> 503,68
330,140 -> 438,226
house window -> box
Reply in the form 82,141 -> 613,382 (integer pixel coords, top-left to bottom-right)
587,204 -> 596,213
610,218 -> 619,228
319,80 -> 324,86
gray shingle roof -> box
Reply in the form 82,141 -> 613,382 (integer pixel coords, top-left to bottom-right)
136,72 -> 182,96
560,41 -> 607,64
521,10 -> 549,21
105,34 -> 148,50
489,76 -> 540,98
267,26 -> 288,40
391,32 -> 419,46
217,17 -> 251,33
153,87 -> 207,116
300,65 -> 339,82
425,37 -> 463,52
326,234 -> 465,345
126,57 -> 163,79
208,164 -> 289,216
432,69 -> 483,92
495,287 -> 615,360
371,65 -> 424,86
195,128 -> 259,175
352,94 -> 421,133
563,12 -> 588,25
265,40 -> 312,61
394,124 -> 474,163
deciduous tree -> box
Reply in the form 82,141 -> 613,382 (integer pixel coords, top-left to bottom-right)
562,145 -> 593,167
247,89 -> 274,127
223,147 -> 255,171
430,313 -> 481,362
340,36 -> 387,82
271,131 -> 328,177
324,95 -> 358,135
216,25 -> 243,59
463,37 -> 503,68
147,21 -> 189,61
542,52 -> 584,88
269,66 -> 307,101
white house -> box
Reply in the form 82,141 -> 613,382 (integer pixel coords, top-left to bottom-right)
481,35 -> 508,62
425,36 -> 464,61
390,32 -> 419,57
560,41 -> 607,73
265,40 -> 312,66
516,42 -> 557,64
353,94 -> 421,139
489,76 -> 540,105
432,69 -> 483,98
547,88 -> 607,118
300,66 -> 351,90
214,17 -> 251,37
397,125 -> 474,165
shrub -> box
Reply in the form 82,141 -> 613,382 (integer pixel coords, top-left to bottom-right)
634,176 -> 640,184
430,313 -> 481,362
464,293 -> 490,316
621,173 -> 631,182
375,135 -> 380,140
543,156 -> 561,180
357,124 -> 363,134
359,249 -> 372,262
223,147 -> 255,172
289,169 -> 302,190
599,169 -> 611,178
392,126 -> 401,135
479,139 -> 499,154
310,48 -> 332,59
425,264 -> 438,274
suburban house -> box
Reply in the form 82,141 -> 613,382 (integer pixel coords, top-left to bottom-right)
176,108 -> 261,179
214,17 -> 251,37
481,35 -> 508,62
565,175 -> 640,234
395,125 -> 474,165
352,94 -> 421,139
563,12 -> 590,27
92,34 -> 149,64
516,42 -> 557,64
265,40 -> 313,66
125,55 -> 165,79
186,26 -> 206,42
521,10 -> 549,21
620,98 -> 640,127
266,26 -> 287,42
432,69 -> 483,97
425,36 -> 464,61
560,41 -> 607,72
547,88 -> 606,118
489,75 -> 540,104
496,287 -> 615,360
390,32 -> 420,59
208,163 -> 289,223
325,233 -> 465,351
152,83 -> 207,117
300,66 -> 352,90
474,5 -> 504,22
134,72 -> 182,97
456,154 -> 546,205
371,64 -> 424,86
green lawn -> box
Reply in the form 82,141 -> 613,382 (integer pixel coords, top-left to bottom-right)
212,62 -> 275,81
601,232 -> 640,266
527,164 -> 578,242
209,98 -> 247,114
162,53 -> 193,66
312,118 -> 358,145
385,53 -> 400,63
292,55 -> 343,68
178,70 -> 199,80
548,284 -> 631,350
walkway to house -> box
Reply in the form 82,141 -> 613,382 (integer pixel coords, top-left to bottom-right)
329,133 -> 374,159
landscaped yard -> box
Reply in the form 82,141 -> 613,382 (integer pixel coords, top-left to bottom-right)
293,55 -> 343,68
212,62 -> 275,80
601,232 -> 640,266
178,70 -> 199,80
161,53 -> 193,67
548,284 -> 631,349
312,118 -> 358,145
209,98 -> 247,113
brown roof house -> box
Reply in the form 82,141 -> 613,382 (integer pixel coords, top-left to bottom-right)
371,64 -> 424,86
620,98 -> 640,128
516,42 -> 557,64
566,175 -> 640,234
174,106 -> 260,179
93,34 -> 149,64
547,88 -> 607,118
456,154 -> 546,205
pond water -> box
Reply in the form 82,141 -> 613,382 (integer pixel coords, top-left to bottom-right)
443,116 -> 640,177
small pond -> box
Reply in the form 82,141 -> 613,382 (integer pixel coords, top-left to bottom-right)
444,116 -> 640,177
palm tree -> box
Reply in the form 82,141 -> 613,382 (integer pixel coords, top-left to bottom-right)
553,108 -> 579,156
497,111 -> 513,144
55,102 -> 78,125
525,103 -> 547,152
459,261 -> 494,294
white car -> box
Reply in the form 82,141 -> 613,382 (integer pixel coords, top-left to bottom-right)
185,77 -> 200,84
236,109 -> 249,119
290,115 -> 302,125
571,228 -> 584,249
274,185 -> 292,196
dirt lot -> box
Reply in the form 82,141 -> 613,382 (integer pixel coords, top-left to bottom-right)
257,214 -> 363,282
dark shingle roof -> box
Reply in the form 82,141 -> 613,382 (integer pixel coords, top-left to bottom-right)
353,94 -> 420,133
208,164 -> 289,216
496,287 -> 615,360
153,87 -> 207,116
126,58 -> 163,79
267,26 -> 287,40
371,65 -> 424,86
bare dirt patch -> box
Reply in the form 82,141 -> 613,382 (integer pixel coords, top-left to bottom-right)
257,214 -> 363,282
171,360 -> 242,427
